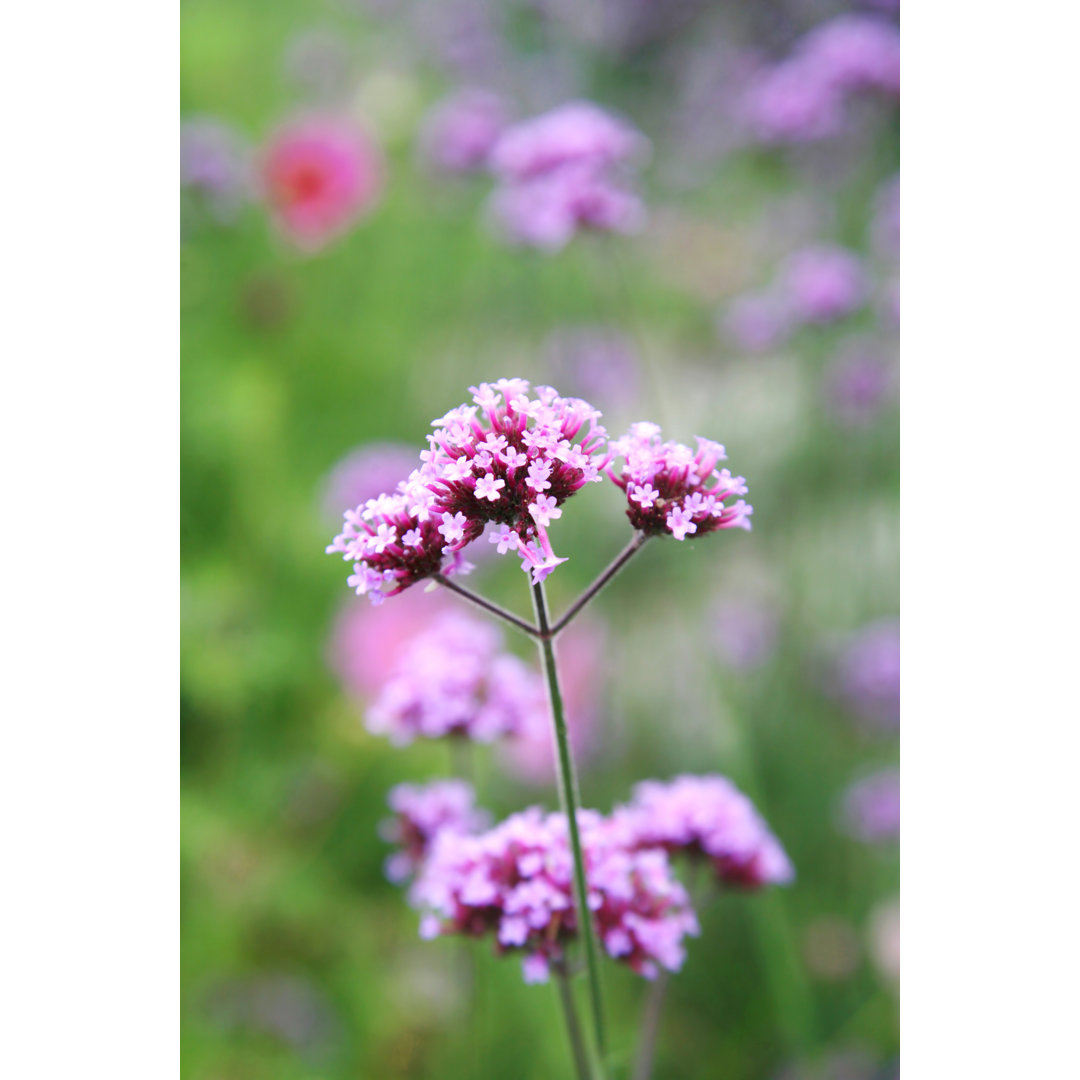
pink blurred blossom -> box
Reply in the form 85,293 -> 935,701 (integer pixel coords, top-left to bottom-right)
260,115 -> 384,252
420,89 -> 509,174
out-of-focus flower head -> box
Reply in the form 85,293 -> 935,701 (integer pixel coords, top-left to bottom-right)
366,611 -> 547,745
423,380 -> 609,584
328,587 -> 452,701
615,774 -> 794,889
488,102 -> 649,251
181,118 -> 252,223
260,114 -> 384,252
419,89 -> 509,174
823,339 -> 896,428
500,618 -> 606,785
841,768 -> 900,844
779,245 -> 867,325
740,60 -> 846,145
834,617 -> 900,730
606,423 -> 752,540
711,596 -> 779,671
381,779 -> 489,882
321,443 -> 422,523
800,16 -> 901,96
722,291 -> 794,354
412,807 -> 699,983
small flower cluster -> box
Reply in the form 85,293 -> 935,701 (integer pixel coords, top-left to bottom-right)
422,380 -> 609,584
413,807 -> 699,983
420,89 -> 509,174
489,102 -> 648,251
615,775 -> 794,889
841,768 -> 900,844
834,617 -> 900,730
381,780 -> 489,883
366,612 -> 547,745
722,243 -> 867,353
606,423 -> 752,540
742,14 -> 900,146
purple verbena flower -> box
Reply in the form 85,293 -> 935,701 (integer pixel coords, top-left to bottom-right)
180,118 -> 253,223
800,15 -> 901,96
419,89 -> 509,174
321,443 -> 422,522
616,774 -> 794,889
606,423 -> 752,539
722,291 -> 793,354
381,779 -> 490,883
422,380 -> 609,583
779,245 -> 867,325
366,612 -> 547,745
412,807 -> 699,983
740,59 -> 846,145
834,618 -> 900,730
488,102 -> 649,251
823,340 -> 896,428
841,768 -> 900,844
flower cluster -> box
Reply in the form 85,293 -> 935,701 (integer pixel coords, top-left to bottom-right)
423,380 -> 609,583
606,423 -> 752,540
381,780 -> 489,883
413,807 -> 699,983
366,612 -> 547,745
489,102 -> 648,251
834,617 -> 900,730
841,768 -> 900,844
260,114 -> 383,251
742,14 -> 900,145
615,775 -> 794,889
420,89 -> 508,174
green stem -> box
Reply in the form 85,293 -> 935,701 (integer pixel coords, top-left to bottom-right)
531,581 -> 607,1074
550,533 -> 649,637
555,968 -> 592,1080
433,573 -> 540,639
630,970 -> 670,1080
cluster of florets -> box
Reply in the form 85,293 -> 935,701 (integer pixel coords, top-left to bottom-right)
606,423 -> 752,540
325,481 -> 465,604
366,612 -> 547,745
419,89 -> 509,175
614,775 -> 794,889
381,780 -> 490,883
421,380 -> 609,584
834,617 -> 900,730
488,102 -> 648,251
841,768 -> 900,845
413,807 -> 699,984
741,14 -> 899,145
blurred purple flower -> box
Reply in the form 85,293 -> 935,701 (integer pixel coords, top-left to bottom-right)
823,340 -> 896,427
842,768 -> 900,843
722,291 -> 793,354
779,245 -> 867,325
801,16 -> 901,96
180,118 -> 252,223
615,774 -> 794,889
741,59 -> 846,145
381,779 -> 489,882
488,102 -> 648,251
419,89 -> 509,174
413,806 -> 699,983
835,618 -> 900,730
711,597 -> 779,671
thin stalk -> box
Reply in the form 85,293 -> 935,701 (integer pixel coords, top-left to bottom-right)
433,574 -> 540,639
531,581 -> 607,1072
631,970 -> 670,1080
551,534 -> 649,636
555,969 -> 592,1080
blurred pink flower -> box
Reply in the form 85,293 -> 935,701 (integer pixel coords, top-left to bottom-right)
841,768 -> 900,843
420,89 -> 508,174
321,443 -> 420,522
260,115 -> 383,251
779,245 -> 867,325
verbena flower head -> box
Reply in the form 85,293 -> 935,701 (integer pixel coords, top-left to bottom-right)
741,59 -> 846,145
841,768 -> 900,844
779,245 -> 867,325
412,807 -> 699,983
420,89 -> 508,174
823,340 -> 896,428
260,115 -> 383,252
834,617 -> 900,730
801,15 -> 902,96
181,118 -> 252,224
617,775 -> 794,889
606,423 -> 752,540
489,102 -> 648,251
366,611 -> 547,745
381,780 -> 489,883
422,380 -> 609,584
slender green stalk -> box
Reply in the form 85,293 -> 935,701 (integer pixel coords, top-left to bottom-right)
531,581 -> 607,1074
555,968 -> 592,1080
630,970 -> 669,1080
550,534 -> 649,637
433,574 -> 540,639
